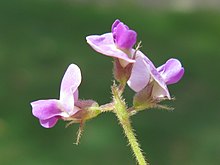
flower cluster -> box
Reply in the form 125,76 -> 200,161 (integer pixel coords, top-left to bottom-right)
31,19 -> 184,137
31,19 -> 184,164
86,19 -> 184,110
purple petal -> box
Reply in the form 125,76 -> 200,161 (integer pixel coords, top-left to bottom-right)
157,58 -> 184,85
73,89 -> 79,102
86,33 -> 135,63
39,117 -> 59,128
31,99 -> 66,120
113,22 -> 137,50
139,52 -> 170,99
127,56 -> 151,92
128,51 -> 170,99
111,19 -> 121,32
59,64 -> 81,115
31,99 -> 69,128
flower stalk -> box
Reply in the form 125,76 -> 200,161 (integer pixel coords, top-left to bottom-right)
112,85 -> 148,165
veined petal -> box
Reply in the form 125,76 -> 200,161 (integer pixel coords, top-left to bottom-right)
86,33 -> 135,63
39,117 -> 59,128
31,99 -> 68,120
59,64 -> 82,115
127,56 -> 150,92
157,58 -> 184,85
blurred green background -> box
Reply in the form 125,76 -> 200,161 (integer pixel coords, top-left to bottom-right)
0,0 -> 220,165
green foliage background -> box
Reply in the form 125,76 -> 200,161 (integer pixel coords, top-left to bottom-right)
0,0 -> 220,165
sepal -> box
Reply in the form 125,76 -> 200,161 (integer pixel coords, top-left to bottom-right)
113,59 -> 133,87
74,100 -> 101,121
132,82 -> 172,112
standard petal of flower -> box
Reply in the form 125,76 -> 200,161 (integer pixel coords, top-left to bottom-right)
127,56 -> 150,92
114,23 -> 137,50
86,33 -> 135,63
59,64 -> 82,115
39,117 -> 59,128
31,99 -> 68,120
135,51 -> 171,99
157,58 -> 184,85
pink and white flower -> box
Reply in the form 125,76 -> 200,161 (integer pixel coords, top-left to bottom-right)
31,64 -> 82,128
86,19 -> 137,67
128,51 -> 184,100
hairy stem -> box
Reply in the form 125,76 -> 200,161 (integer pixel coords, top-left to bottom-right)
74,121 -> 84,145
112,85 -> 148,165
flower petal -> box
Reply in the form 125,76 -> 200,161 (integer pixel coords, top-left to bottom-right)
138,51 -> 170,99
113,22 -> 137,50
127,56 -> 150,92
111,19 -> 121,32
39,117 -> 59,128
151,82 -> 170,99
73,89 -> 79,102
86,33 -> 135,63
129,51 -> 170,99
157,58 -> 184,85
31,99 -> 68,120
59,64 -> 82,115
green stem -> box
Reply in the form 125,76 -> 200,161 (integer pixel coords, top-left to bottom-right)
112,85 -> 148,165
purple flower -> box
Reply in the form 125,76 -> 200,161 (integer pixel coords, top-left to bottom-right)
127,51 -> 184,100
86,19 -> 137,67
31,64 -> 82,128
